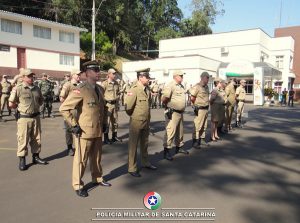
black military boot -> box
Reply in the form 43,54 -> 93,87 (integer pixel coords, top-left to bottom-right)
192,138 -> 201,149
235,121 -> 239,127
103,133 -> 111,144
67,144 -> 75,156
175,146 -> 189,155
32,153 -> 49,165
111,132 -> 122,142
163,148 -> 173,161
19,156 -> 27,171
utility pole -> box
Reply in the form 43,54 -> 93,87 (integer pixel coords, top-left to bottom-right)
92,0 -> 96,60
92,0 -> 106,60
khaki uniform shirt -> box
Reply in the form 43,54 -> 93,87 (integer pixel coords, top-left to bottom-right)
59,82 -> 105,139
60,81 -> 78,99
163,80 -> 186,111
125,81 -> 151,121
236,86 -> 246,100
1,81 -> 12,94
225,82 -> 236,105
9,83 -> 43,115
151,83 -> 159,93
211,87 -> 226,104
101,79 -> 119,101
190,81 -> 209,107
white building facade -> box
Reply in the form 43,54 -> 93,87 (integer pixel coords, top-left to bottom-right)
123,29 -> 295,105
0,10 -> 86,78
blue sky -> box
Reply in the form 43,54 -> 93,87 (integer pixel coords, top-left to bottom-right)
178,0 -> 300,37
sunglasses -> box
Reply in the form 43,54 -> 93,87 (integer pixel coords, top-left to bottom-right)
90,67 -> 100,73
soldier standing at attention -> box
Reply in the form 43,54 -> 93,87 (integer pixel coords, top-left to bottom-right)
225,79 -> 236,132
150,80 -> 159,109
235,79 -> 246,127
39,74 -> 54,118
0,75 -> 12,117
59,69 -> 82,156
125,68 -> 157,177
162,70 -> 188,161
101,68 -> 122,144
190,72 -> 210,149
60,73 -> 71,91
9,69 -> 48,171
60,61 -> 111,198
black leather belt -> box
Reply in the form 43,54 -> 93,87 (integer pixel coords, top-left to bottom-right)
196,105 -> 209,110
19,112 -> 40,118
172,109 -> 184,114
106,100 -> 117,104
1,92 -> 10,94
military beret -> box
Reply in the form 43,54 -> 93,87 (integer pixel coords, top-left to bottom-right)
71,69 -> 82,76
173,70 -> 185,77
82,60 -> 100,71
136,68 -> 151,79
200,71 -> 209,78
240,79 -> 246,83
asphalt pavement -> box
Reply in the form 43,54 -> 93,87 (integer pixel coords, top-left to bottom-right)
0,103 -> 299,223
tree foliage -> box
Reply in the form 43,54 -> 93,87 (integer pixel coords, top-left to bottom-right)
0,0 -> 224,58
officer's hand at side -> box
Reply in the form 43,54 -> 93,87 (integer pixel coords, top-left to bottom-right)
72,125 -> 82,135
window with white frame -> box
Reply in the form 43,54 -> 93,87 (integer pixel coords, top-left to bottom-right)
1,18 -> 22,34
59,54 -> 74,66
59,31 -> 75,43
276,56 -> 284,69
33,25 -> 51,39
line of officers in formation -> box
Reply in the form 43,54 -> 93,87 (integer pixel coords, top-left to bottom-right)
2,60 -> 246,198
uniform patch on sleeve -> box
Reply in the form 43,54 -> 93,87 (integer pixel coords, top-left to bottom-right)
73,89 -> 81,94
127,92 -> 133,96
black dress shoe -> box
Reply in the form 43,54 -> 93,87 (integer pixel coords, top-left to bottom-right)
67,145 -> 75,156
32,153 -> 49,165
75,189 -> 88,197
129,171 -> 141,177
144,165 -> 157,170
111,132 -> 122,142
19,156 -> 27,171
175,147 -> 189,155
163,148 -> 173,161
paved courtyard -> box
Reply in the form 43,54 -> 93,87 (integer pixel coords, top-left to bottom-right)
0,103 -> 299,223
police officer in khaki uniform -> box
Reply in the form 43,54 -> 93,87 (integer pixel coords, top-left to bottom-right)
190,72 -> 210,149
125,68 -> 157,177
101,68 -> 122,144
9,69 -> 48,171
162,70 -> 188,161
0,75 -> 12,117
210,78 -> 227,141
235,79 -> 246,127
59,69 -> 82,156
150,80 -> 159,109
59,61 -> 111,198
225,79 -> 236,131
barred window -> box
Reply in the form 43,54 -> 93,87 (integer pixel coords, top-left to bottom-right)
33,25 -> 51,39
59,31 -> 75,43
59,54 -> 74,66
1,19 -> 22,34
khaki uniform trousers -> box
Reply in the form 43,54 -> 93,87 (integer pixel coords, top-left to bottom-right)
163,112 -> 184,149
1,94 -> 10,114
193,109 -> 208,140
128,119 -> 151,172
225,104 -> 235,129
236,101 -> 245,121
64,109 -> 76,146
17,117 -> 41,157
73,136 -> 103,190
104,103 -> 118,133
